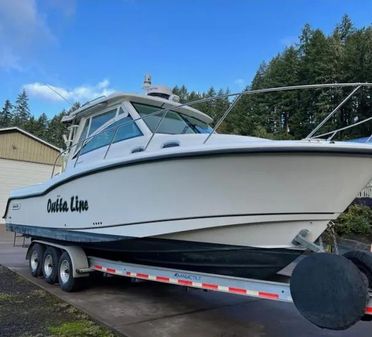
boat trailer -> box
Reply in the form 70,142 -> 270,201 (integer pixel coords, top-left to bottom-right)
27,239 -> 372,331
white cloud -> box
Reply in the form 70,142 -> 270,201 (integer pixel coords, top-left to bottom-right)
234,78 -> 247,90
97,79 -> 110,89
23,80 -> 116,103
0,0 -> 55,70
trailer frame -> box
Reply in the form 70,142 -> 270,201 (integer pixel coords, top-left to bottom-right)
30,239 -> 372,316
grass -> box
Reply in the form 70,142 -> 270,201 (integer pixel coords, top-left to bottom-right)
0,292 -> 13,301
49,320 -> 116,337
0,266 -> 119,337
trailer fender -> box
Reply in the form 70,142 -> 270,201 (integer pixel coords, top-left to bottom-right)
31,240 -> 90,278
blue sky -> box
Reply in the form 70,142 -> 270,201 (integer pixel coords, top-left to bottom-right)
1,0 -> 372,117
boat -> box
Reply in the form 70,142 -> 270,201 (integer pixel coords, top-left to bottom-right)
4,79 -> 372,281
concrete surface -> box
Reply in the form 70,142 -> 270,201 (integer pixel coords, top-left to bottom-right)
1,223 -> 372,337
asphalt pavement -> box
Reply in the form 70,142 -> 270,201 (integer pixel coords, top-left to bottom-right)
1,223 -> 371,337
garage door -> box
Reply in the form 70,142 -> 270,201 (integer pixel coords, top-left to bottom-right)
0,158 -> 54,222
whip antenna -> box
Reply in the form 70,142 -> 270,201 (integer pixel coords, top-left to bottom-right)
45,83 -> 74,105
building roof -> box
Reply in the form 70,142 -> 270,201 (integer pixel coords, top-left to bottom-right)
0,127 -> 61,152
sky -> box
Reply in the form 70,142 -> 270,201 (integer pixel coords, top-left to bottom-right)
1,0 -> 372,118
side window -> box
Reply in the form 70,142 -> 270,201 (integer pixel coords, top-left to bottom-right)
80,116 -> 142,155
110,116 -> 142,143
88,109 -> 116,136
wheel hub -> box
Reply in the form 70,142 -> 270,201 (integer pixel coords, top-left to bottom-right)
60,259 -> 70,283
30,250 -> 39,271
43,254 -> 53,277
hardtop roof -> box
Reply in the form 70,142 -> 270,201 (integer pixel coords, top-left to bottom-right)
61,93 -> 213,124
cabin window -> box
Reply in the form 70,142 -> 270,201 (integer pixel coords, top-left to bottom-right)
108,116 -> 142,142
181,115 -> 213,134
88,109 -> 117,136
80,116 -> 142,155
132,102 -> 211,134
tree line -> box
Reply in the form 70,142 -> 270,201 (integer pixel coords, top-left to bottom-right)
0,91 -> 78,148
1,15 -> 371,148
174,15 -> 372,140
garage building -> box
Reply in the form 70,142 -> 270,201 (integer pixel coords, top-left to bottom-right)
0,127 -> 61,221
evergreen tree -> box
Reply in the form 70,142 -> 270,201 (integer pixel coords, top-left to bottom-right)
24,113 -> 49,139
172,85 -> 189,103
0,100 -> 13,127
333,15 -> 354,43
47,103 -> 79,149
47,111 -> 68,148
13,90 -> 31,128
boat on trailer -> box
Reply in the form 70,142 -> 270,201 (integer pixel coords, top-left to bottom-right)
4,80 -> 372,282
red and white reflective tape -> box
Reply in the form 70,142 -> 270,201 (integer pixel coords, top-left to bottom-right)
93,265 -> 279,300
92,264 -> 372,314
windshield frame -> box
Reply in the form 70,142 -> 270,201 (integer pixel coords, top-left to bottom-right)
131,102 -> 213,135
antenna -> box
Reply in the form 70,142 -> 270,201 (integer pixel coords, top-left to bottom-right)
143,74 -> 152,91
45,83 -> 74,105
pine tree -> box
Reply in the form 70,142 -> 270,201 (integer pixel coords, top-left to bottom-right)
47,103 -> 80,148
333,15 -> 354,43
24,113 -> 49,139
13,90 -> 31,128
172,85 -> 189,103
0,100 -> 13,127
47,112 -> 68,148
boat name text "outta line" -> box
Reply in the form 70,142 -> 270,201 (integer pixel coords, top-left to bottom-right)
47,196 -> 89,213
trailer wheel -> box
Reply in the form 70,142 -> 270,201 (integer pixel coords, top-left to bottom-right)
343,250 -> 372,288
58,251 -> 83,292
29,243 -> 44,277
42,246 -> 60,284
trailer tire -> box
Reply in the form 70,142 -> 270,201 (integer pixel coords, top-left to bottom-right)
343,250 -> 372,288
42,246 -> 60,284
29,243 -> 44,277
58,251 -> 84,292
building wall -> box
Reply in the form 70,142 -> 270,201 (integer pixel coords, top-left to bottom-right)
0,158 -> 58,222
0,131 -> 60,165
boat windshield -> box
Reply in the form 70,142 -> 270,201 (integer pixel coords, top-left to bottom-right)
132,102 -> 212,134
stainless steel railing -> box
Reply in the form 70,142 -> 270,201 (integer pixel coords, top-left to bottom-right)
51,82 -> 372,177
358,184 -> 372,198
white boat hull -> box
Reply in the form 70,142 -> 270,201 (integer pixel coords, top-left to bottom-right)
5,150 -> 372,248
